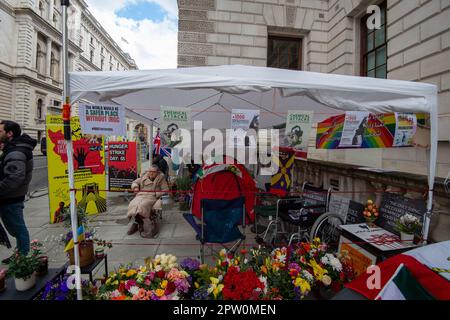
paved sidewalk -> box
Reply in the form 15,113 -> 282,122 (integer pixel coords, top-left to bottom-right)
0,190 -> 259,279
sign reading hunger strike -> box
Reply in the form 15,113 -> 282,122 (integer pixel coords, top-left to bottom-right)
79,104 -> 126,136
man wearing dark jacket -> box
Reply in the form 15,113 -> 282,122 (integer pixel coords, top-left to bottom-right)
0,120 -> 37,263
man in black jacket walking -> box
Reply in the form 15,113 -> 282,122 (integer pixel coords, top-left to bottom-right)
0,120 -> 37,263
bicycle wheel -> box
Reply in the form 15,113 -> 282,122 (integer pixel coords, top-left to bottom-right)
309,212 -> 344,251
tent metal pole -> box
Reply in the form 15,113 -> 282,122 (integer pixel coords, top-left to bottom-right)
149,119 -> 154,166
61,0 -> 82,299
423,104 -> 438,245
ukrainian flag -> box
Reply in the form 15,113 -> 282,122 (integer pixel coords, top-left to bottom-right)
64,225 -> 86,252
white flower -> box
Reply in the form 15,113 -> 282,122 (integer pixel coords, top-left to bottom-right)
321,255 -> 330,265
258,275 -> 268,294
128,286 -> 140,296
302,270 -> 314,283
329,256 -> 342,272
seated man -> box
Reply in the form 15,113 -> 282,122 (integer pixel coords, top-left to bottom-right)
126,165 -> 168,238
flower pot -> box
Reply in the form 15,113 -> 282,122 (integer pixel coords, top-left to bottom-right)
400,232 -> 414,244
36,256 -> 49,277
95,247 -> 105,259
68,240 -> 95,267
15,273 -> 36,291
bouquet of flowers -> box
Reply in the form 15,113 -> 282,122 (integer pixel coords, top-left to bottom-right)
39,274 -> 98,300
98,254 -> 191,300
395,214 -> 422,235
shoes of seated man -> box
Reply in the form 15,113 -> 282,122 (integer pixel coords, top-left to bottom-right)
127,222 -> 140,235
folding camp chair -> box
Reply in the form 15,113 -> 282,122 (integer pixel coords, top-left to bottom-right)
183,197 -> 246,263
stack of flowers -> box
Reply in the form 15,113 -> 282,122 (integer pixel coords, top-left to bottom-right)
97,254 -> 191,300
40,238 -> 354,300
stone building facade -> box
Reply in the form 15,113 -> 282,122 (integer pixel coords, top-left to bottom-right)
177,0 -> 450,241
0,0 -> 138,153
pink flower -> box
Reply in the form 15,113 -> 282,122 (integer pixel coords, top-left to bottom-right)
125,279 -> 137,291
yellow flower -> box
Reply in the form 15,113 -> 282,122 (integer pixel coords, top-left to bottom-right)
112,280 -> 119,286
161,280 -> 168,289
234,260 -> 239,265
126,269 -> 137,277
105,278 -> 112,285
309,260 -> 327,281
219,249 -> 227,258
194,282 -> 200,289
294,277 -> 311,294
155,289 -> 165,297
208,277 -> 224,299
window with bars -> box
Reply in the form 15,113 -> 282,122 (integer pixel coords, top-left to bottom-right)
267,36 -> 302,70
360,1 -> 387,78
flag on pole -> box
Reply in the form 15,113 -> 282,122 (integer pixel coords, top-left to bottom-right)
64,225 -> 86,252
153,128 -> 161,155
375,264 -> 435,300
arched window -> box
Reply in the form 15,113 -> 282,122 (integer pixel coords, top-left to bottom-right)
37,99 -> 43,119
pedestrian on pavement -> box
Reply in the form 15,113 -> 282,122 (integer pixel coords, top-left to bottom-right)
0,120 -> 37,264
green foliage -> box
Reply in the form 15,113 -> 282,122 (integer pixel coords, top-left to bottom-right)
175,176 -> 192,191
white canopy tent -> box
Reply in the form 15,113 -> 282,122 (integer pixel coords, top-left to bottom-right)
69,65 -> 438,243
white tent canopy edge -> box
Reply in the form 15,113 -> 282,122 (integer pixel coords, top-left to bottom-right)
69,65 -> 438,243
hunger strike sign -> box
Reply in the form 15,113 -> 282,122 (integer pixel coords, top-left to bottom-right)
79,104 -> 126,136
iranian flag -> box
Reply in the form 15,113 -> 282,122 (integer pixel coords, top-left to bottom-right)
375,264 -> 434,300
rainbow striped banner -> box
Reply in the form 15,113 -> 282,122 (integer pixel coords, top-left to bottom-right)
316,112 -> 421,149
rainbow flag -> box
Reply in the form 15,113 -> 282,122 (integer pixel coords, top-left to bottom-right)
316,114 -> 345,149
316,112 -> 415,149
64,225 -> 86,252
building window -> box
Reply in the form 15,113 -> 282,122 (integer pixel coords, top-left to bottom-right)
36,42 -> 46,74
53,100 -> 61,108
360,1 -> 387,78
90,36 -> 94,45
37,99 -> 43,119
267,36 -> 302,70
90,50 -> 94,62
39,1 -> 45,17
50,49 -> 59,80
101,58 -> 104,70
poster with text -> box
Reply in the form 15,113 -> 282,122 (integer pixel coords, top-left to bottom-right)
316,112 -> 420,149
79,104 -> 126,136
281,110 -> 313,159
339,111 -> 370,148
160,106 -> 191,147
108,142 -> 139,191
46,116 -> 106,224
229,109 -> 260,148
393,113 -> 417,147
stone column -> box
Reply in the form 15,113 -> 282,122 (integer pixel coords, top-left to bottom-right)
49,0 -> 54,22
46,38 -> 52,77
